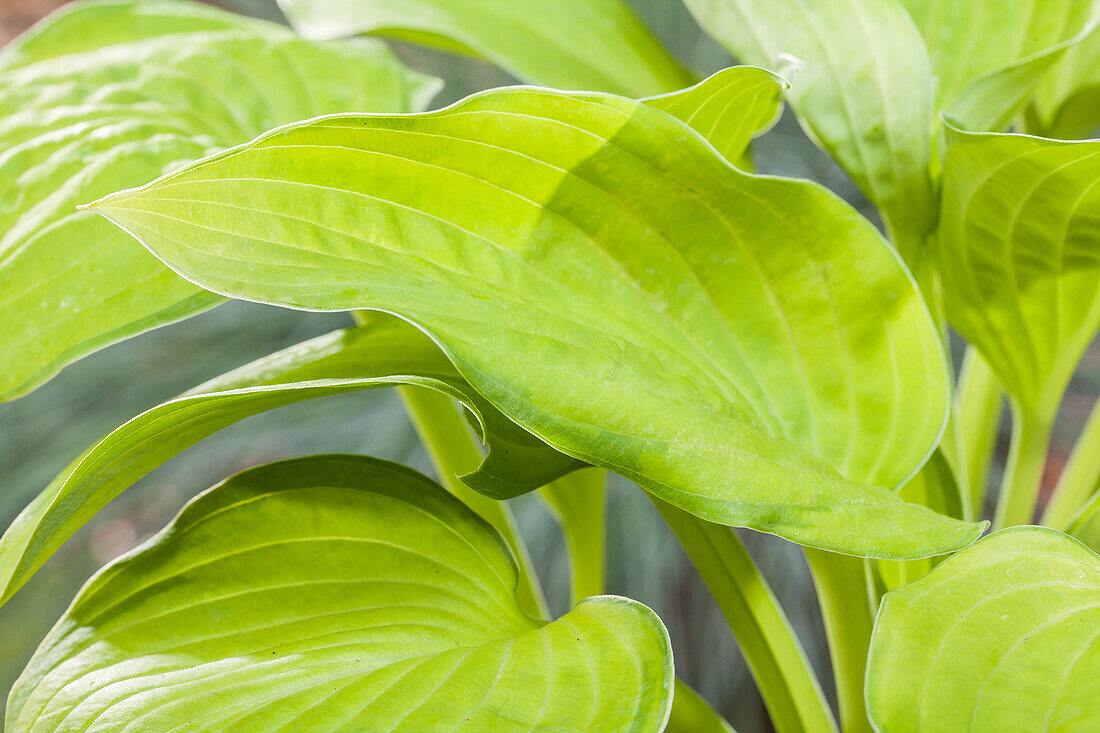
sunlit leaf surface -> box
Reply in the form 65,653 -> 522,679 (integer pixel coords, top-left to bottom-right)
867,526 -> 1100,732
7,455 -> 673,732
90,86 -> 983,559
0,0 -> 437,401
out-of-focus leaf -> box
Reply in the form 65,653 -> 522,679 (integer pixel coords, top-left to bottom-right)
0,319 -> 582,607
938,125 -> 1100,424
7,455 -> 673,732
277,0 -> 693,97
1069,489 -> 1100,553
0,0 -> 438,401
1033,11 -> 1100,137
90,86 -> 983,559
867,526 -> 1100,732
681,0 -> 938,259
901,0 -> 1098,131
643,66 -> 786,164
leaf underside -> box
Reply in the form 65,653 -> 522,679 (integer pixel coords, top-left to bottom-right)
7,455 -> 673,732
90,85 -> 982,559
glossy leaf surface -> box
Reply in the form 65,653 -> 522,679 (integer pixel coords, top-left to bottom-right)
867,526 -> 1100,732
681,0 -> 937,257
643,66 -> 786,164
0,0 -> 437,401
938,126 -> 1100,421
91,86 -> 982,559
277,0 -> 693,97
7,455 -> 673,732
0,319 -> 582,606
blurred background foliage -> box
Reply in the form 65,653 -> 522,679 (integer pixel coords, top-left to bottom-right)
1,1 -> 1096,730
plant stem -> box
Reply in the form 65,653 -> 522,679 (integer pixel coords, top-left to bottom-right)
666,679 -> 734,733
992,403 -> 1053,529
398,384 -> 549,619
654,499 -> 837,733
956,347 -> 1003,518
540,468 -> 606,606
1042,397 -> 1100,529
803,548 -> 874,733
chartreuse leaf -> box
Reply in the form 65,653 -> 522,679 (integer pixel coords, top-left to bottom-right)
7,455 -> 674,732
681,0 -> 938,259
938,126 -> 1100,428
1069,490 -> 1100,553
1033,21 -> 1100,138
0,318 -> 582,607
0,0 -> 438,402
276,0 -> 693,97
643,66 -> 786,164
90,86 -> 983,559
899,0 -> 1098,131
867,526 -> 1100,732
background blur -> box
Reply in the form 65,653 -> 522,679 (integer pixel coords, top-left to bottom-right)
2,1 -> 1097,730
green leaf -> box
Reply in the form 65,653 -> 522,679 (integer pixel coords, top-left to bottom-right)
937,125 -> 1100,424
90,86 -> 983,559
1033,18 -> 1100,138
0,0 -> 438,402
7,455 -> 673,732
1069,489 -> 1100,553
867,526 -> 1100,732
0,318 -> 581,607
643,66 -> 786,164
681,0 -> 938,259
276,0 -> 694,97
900,0 -> 1097,131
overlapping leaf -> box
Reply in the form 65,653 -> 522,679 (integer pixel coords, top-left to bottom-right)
1069,490 -> 1100,553
643,66 -> 786,164
7,455 -> 673,732
867,527 -> 1100,731
277,0 -> 693,97
89,86 -> 983,558
681,0 -> 938,259
938,125 -> 1100,423
0,0 -> 438,401
0,318 -> 582,607
1033,21 -> 1100,138
900,0 -> 1098,131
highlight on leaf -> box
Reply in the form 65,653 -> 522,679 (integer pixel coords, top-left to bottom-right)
0,0 -> 438,402
7,455 -> 674,732
87,84 -> 983,559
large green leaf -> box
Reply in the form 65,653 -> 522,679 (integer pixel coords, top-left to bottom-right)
277,0 -> 693,97
681,0 -> 938,259
89,86 -> 983,558
867,526 -> 1100,731
7,455 -> 673,732
0,318 -> 582,607
900,0 -> 1098,131
0,0 -> 438,401
937,125 -> 1100,424
643,66 -> 786,164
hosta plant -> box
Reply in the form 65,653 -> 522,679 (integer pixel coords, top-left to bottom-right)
4,0 -> 1100,730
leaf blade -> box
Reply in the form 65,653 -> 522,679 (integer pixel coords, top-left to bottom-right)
0,0 -> 438,401
867,526 -> 1100,732
91,86 -> 983,559
276,0 -> 694,97
0,318 -> 581,607
7,455 -> 673,732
